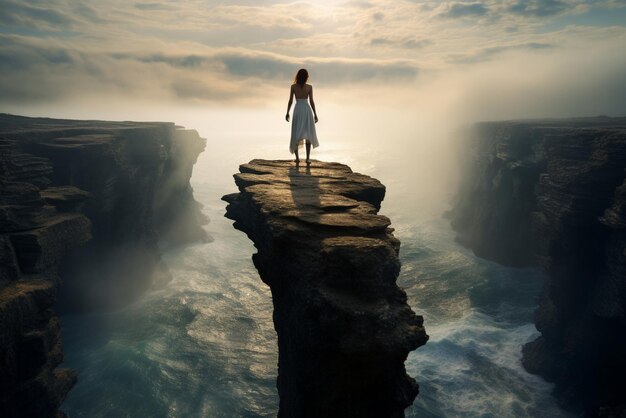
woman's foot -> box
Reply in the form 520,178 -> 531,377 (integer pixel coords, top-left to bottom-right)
306,159 -> 311,165
295,159 -> 300,165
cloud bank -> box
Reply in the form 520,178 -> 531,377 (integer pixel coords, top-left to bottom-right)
0,0 -> 625,117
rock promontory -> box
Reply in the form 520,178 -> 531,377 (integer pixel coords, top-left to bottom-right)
0,114 -> 207,417
223,159 -> 428,417
449,117 -> 626,414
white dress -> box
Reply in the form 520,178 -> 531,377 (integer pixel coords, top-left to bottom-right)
290,98 -> 319,153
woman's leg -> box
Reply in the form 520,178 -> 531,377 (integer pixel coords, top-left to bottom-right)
294,148 -> 300,163
305,141 -> 311,162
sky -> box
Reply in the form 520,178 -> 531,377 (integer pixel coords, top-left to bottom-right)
1,0 -> 626,122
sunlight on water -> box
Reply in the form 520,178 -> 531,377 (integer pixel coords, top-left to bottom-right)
60,114 -> 571,417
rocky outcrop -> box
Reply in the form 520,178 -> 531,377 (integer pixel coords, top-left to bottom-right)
0,114 -> 207,417
223,159 -> 428,417
449,117 -> 626,414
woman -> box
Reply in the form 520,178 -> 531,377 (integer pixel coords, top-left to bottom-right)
285,68 -> 319,165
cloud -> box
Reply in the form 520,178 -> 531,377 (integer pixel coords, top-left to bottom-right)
0,35 -> 235,103
370,37 -> 433,49
72,3 -> 106,23
109,48 -> 419,85
435,0 -> 600,22
370,37 -> 393,46
111,53 -> 211,69
212,52 -> 418,84
448,42 -> 554,64
210,5 -> 317,30
604,0 -> 626,7
0,34 -> 418,105
344,1 -> 374,8
402,39 -> 434,49
506,0 -> 570,17
134,2 -> 175,11
438,2 -> 490,18
0,0 -> 76,29
0,36 -> 76,71
368,37 -> 434,52
0,0 -> 625,111
372,11 -> 385,21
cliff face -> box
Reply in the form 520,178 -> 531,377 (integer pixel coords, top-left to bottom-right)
450,117 -> 626,413
223,159 -> 428,417
0,114 -> 206,417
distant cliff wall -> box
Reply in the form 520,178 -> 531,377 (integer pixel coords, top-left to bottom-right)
450,117 -> 626,413
0,114 -> 207,417
223,160 -> 428,417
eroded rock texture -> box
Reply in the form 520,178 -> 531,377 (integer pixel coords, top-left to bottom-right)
223,159 -> 428,418
0,114 -> 207,417
450,117 -> 626,414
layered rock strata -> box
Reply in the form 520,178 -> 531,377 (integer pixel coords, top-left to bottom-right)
0,114 -> 206,417
223,159 -> 428,417
449,117 -> 626,413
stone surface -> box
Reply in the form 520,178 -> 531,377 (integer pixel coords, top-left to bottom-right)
0,114 -> 207,417
0,113 -> 208,311
40,186 -> 91,213
224,159 -> 428,417
0,279 -> 77,418
449,117 -> 626,414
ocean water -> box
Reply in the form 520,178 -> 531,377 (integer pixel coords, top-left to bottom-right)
60,122 -> 572,418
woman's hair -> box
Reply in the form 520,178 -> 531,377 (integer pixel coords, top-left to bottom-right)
294,69 -> 309,86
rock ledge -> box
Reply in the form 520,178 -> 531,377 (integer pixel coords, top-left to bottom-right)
223,159 -> 428,418
0,113 -> 207,417
450,117 -> 626,414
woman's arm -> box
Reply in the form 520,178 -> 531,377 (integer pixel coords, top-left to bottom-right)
286,85 -> 294,122
309,86 -> 318,123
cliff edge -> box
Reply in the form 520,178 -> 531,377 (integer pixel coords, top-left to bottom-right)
0,114 -> 207,417
449,117 -> 626,414
223,159 -> 428,417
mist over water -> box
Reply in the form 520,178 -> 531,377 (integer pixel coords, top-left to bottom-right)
59,113 -> 572,417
